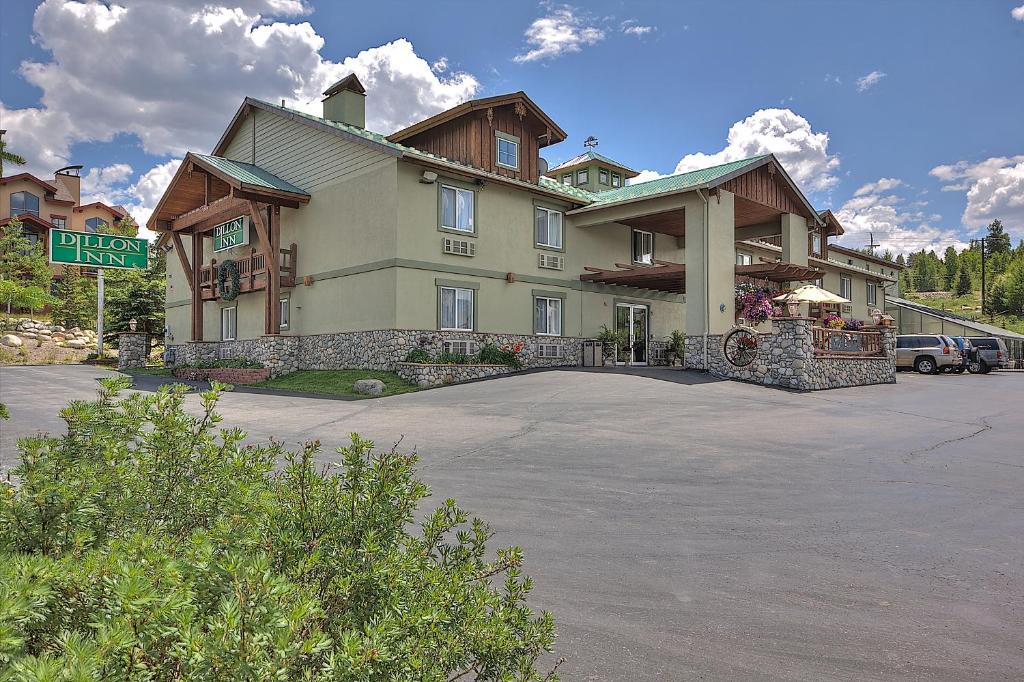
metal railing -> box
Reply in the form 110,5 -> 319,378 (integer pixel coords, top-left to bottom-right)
812,326 -> 883,356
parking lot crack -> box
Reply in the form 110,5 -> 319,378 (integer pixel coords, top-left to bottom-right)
902,417 -> 993,463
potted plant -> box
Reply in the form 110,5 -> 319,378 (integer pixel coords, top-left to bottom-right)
596,325 -> 630,367
667,330 -> 686,366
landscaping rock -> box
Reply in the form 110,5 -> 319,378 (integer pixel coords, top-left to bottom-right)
52,325 -> 65,332
66,339 -> 87,349
354,378 -> 386,396
1,334 -> 22,348
22,332 -> 37,340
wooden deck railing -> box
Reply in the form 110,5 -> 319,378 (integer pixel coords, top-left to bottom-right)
812,326 -> 883,356
198,243 -> 297,300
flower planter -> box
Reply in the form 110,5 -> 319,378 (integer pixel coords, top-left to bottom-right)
171,367 -> 271,384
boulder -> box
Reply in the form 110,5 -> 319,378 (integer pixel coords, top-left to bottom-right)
66,339 -> 87,349
22,332 -> 37,339
51,334 -> 65,342
52,325 -> 65,332
69,327 -> 81,334
353,378 -> 386,396
38,329 -> 52,336
1,334 -> 22,348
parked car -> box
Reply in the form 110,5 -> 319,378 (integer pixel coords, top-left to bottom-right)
895,334 -> 962,374
966,337 -> 1009,372
944,336 -> 973,373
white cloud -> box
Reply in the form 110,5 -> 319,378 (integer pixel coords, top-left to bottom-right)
1012,4 -> 1024,21
622,20 -> 654,36
81,163 -> 134,198
853,177 -> 903,196
673,108 -> 840,193
630,170 -> 665,184
929,155 -> 1024,230
2,0 -> 478,238
855,70 -> 886,92
835,178 -> 965,256
514,6 -> 605,62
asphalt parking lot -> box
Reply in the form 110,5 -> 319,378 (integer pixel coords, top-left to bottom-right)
2,365 -> 1022,681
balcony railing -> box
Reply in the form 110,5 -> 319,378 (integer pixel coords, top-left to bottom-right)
812,326 -> 883,357
198,243 -> 297,300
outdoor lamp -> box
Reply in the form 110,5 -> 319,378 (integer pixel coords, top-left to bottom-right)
129,318 -> 137,331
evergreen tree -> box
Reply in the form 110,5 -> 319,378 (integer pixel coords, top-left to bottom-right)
943,246 -> 959,290
986,219 -> 1011,254
955,266 -> 973,297
105,242 -> 166,340
0,219 -> 53,290
51,266 -> 97,329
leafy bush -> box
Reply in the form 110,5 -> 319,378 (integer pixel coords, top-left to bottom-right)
404,347 -> 433,363
475,343 -> 524,369
0,379 -> 558,679
437,350 -> 470,365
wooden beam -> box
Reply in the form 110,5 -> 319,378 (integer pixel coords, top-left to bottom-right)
267,205 -> 281,334
170,231 -> 193,293
172,195 -> 249,232
191,232 -> 204,341
232,187 -> 305,208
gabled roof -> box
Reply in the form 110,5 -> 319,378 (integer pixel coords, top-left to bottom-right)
323,73 -> 365,97
50,175 -> 77,203
0,172 -> 60,195
190,153 -> 309,197
548,150 -> 638,176
817,209 -> 845,236
0,213 -> 55,231
75,201 -> 127,218
887,296 -> 1024,340
386,91 -> 568,147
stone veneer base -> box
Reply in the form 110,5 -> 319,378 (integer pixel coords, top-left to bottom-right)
394,362 -> 513,388
172,367 -> 272,384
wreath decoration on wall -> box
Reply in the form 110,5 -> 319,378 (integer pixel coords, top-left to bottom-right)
217,259 -> 240,301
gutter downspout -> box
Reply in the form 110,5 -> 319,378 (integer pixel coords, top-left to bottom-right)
697,188 -> 710,370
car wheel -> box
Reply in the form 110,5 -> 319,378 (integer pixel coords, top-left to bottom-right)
915,357 -> 937,374
980,362 -> 992,374
968,360 -> 983,374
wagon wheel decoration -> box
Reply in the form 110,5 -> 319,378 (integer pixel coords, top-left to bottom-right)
723,328 -> 759,367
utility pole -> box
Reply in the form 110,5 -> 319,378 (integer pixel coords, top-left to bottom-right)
864,231 -> 881,254
971,237 -> 988,317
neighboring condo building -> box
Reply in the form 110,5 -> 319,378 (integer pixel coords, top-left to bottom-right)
0,165 -> 133,276
153,75 -> 901,369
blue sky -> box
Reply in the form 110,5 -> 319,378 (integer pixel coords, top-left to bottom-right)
1,0 -> 1022,252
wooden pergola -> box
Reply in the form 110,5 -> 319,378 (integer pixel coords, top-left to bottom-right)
149,153 -> 310,341
581,259 -> 824,294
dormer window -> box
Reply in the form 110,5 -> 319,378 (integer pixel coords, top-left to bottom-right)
611,173 -> 621,188
599,169 -> 609,185
562,174 -> 572,185
496,132 -> 519,170
576,168 -> 588,185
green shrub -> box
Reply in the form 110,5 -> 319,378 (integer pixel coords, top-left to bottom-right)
0,379 -> 558,679
404,347 -> 433,364
475,343 -> 524,369
437,350 -> 470,365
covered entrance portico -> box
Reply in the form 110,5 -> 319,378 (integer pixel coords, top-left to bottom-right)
149,153 -> 310,341
570,155 -> 825,366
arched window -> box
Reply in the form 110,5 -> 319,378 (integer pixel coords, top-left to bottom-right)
10,191 -> 40,217
85,217 -> 108,233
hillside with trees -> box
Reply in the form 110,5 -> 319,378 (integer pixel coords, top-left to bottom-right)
897,219 -> 1024,334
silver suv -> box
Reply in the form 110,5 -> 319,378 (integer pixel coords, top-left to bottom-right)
967,337 -> 1010,371
895,334 -> 962,374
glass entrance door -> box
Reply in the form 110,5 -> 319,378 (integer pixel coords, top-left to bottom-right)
615,303 -> 649,365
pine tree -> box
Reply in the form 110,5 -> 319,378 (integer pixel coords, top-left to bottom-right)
943,246 -> 959,290
986,219 -> 1011,254
955,266 -> 972,297
51,267 -> 97,329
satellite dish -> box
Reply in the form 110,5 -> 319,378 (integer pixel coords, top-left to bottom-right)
538,157 -> 549,174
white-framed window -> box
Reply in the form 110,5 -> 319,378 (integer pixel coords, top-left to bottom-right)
576,168 -> 588,185
534,297 -> 562,336
51,216 -> 66,230
611,173 -> 621,187
840,275 -> 852,300
632,229 -> 654,265
439,286 -> 474,331
535,207 -> 563,249
496,136 -> 519,169
736,252 -> 753,266
811,231 -> 822,255
866,282 -> 877,305
599,168 -> 609,185
814,278 -> 824,288
221,306 -> 237,341
440,184 -> 475,233
279,298 -> 290,330
442,339 -> 477,356
562,173 -> 572,185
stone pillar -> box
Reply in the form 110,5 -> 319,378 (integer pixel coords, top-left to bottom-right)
767,317 -> 814,389
685,189 -> 736,343
117,332 -> 149,370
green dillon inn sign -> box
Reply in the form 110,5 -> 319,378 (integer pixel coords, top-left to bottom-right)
213,216 -> 249,252
48,229 -> 148,269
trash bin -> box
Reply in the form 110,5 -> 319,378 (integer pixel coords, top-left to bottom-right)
582,340 -> 602,367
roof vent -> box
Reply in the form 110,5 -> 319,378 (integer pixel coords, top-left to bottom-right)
322,73 -> 366,129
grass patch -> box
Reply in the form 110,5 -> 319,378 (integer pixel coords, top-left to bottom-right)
251,370 -> 419,398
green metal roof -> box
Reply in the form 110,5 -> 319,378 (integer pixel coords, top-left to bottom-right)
586,155 -> 771,206
548,150 -> 637,174
538,175 -> 597,201
191,153 -> 309,196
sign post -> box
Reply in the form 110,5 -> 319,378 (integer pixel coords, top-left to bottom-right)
48,229 -> 149,355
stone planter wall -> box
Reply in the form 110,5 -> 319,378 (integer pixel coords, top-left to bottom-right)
394,362 -> 513,388
117,333 -> 149,369
171,367 -> 272,384
685,318 -> 896,390
168,329 -> 583,378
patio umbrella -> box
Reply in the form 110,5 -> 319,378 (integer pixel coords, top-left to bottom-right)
773,284 -> 849,304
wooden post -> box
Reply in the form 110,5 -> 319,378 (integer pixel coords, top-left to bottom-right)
267,205 -> 281,334
191,231 -> 204,341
